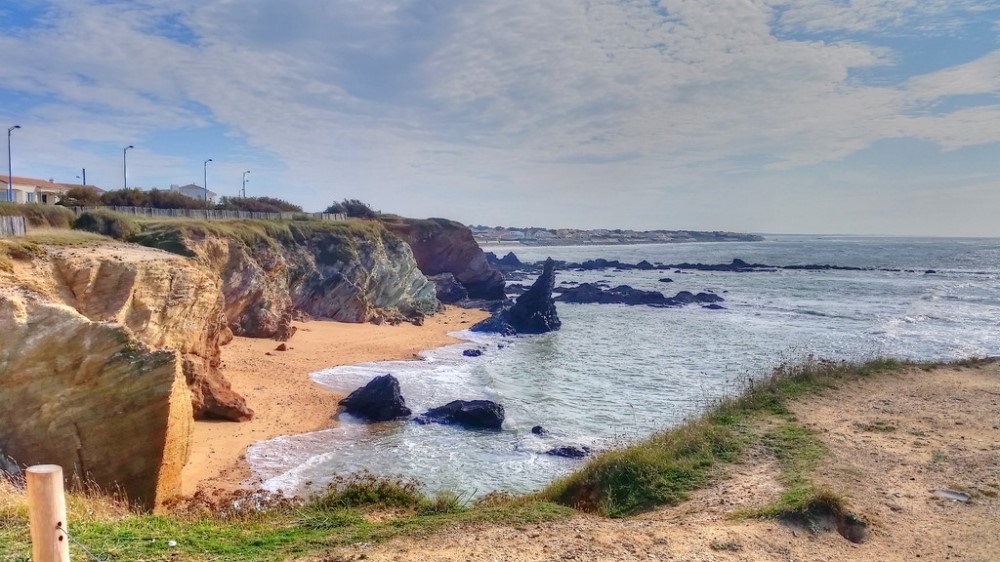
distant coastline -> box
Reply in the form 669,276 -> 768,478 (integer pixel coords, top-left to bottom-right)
474,228 -> 764,247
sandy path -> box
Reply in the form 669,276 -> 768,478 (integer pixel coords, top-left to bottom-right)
334,362 -> 1000,562
181,306 -> 489,495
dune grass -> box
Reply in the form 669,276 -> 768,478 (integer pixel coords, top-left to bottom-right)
0,203 -> 75,229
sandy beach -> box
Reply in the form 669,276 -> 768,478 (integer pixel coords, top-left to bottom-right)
180,306 -> 489,495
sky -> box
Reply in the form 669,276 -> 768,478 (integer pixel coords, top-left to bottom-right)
2,0 -> 1000,236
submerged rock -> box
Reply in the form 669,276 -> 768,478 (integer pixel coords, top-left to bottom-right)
531,425 -> 547,435
545,446 -> 592,458
473,259 -> 561,335
462,348 -> 484,357
556,284 -> 726,308
414,400 -> 505,430
338,374 -> 412,422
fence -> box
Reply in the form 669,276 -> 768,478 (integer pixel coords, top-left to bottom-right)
71,206 -> 348,222
0,215 -> 27,237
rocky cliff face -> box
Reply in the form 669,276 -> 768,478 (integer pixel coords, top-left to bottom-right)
135,221 -> 439,337
0,290 -> 193,509
382,217 -> 506,300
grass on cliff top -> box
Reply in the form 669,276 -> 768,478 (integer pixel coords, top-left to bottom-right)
121,217 -> 396,265
0,202 -> 76,229
0,473 -> 571,562
540,357 -> 908,517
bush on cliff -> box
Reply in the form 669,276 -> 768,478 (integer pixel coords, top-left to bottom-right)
56,186 -> 103,207
73,210 -> 141,241
325,199 -> 378,219
0,202 -> 75,228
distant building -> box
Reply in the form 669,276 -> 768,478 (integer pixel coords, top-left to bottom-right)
169,183 -> 218,202
0,176 -> 73,205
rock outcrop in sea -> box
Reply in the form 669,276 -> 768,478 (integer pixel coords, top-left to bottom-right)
556,284 -> 725,308
472,258 -> 561,335
338,374 -> 412,422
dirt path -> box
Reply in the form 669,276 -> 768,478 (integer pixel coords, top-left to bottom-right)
331,362 -> 1000,561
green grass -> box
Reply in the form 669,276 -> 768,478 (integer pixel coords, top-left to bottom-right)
0,476 -> 572,562
541,358 -> 905,517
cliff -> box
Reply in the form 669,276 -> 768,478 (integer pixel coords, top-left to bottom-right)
0,289 -> 193,509
132,220 -> 440,337
381,216 -> 506,301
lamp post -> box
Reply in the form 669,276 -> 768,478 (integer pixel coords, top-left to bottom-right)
123,145 -> 134,189
203,158 -> 213,210
242,170 -> 250,198
7,125 -> 20,203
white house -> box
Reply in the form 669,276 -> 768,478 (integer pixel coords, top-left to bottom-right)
0,176 -> 72,205
169,184 -> 218,202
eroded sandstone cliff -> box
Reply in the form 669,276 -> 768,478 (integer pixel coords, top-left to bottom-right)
0,290 -> 192,509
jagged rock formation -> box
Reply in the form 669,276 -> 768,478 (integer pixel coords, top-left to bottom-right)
133,221 -> 440,337
473,258 -> 561,335
0,290 -> 193,509
382,217 -> 506,300
338,374 -> 412,422
414,400 -> 505,430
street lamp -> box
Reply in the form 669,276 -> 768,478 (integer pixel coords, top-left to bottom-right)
242,170 -> 250,198
203,158 -> 213,209
7,125 -> 20,203
123,145 -> 134,189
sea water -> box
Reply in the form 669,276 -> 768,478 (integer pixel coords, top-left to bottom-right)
247,235 -> 1000,497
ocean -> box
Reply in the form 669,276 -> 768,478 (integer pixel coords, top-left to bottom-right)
246,235 -> 1000,498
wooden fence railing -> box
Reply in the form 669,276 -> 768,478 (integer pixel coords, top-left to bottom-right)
0,215 -> 27,237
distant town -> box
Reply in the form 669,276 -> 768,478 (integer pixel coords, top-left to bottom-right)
470,225 -> 764,246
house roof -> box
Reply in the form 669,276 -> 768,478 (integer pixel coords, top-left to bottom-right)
174,183 -> 218,198
0,176 -> 71,192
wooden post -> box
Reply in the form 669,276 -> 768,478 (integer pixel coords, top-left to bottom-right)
26,465 -> 70,562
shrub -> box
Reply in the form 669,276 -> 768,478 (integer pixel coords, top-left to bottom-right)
324,199 -> 378,219
56,186 -> 103,207
99,188 -> 150,207
146,189 -> 208,210
73,210 -> 140,241
216,196 -> 303,213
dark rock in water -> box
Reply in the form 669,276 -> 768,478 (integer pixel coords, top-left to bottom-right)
505,283 -> 529,296
531,425 -> 546,435
473,259 -> 561,335
484,252 -> 500,267
415,400 -> 505,430
703,304 -> 726,310
636,260 -> 655,270
338,374 -> 412,422
925,270 -> 937,274
556,284 -> 726,308
428,273 -> 469,304
546,446 -> 591,458
659,278 -> 674,283
462,348 -> 483,357
695,292 -> 724,303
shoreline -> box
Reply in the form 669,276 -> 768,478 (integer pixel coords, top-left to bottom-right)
180,306 -> 490,495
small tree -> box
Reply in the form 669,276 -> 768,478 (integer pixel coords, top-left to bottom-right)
57,186 -> 102,207
100,188 -> 150,207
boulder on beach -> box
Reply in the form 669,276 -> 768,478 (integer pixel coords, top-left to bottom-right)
338,374 -> 412,422
428,273 -> 469,304
414,400 -> 505,430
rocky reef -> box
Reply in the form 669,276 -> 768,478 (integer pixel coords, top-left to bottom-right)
382,216 -> 506,301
